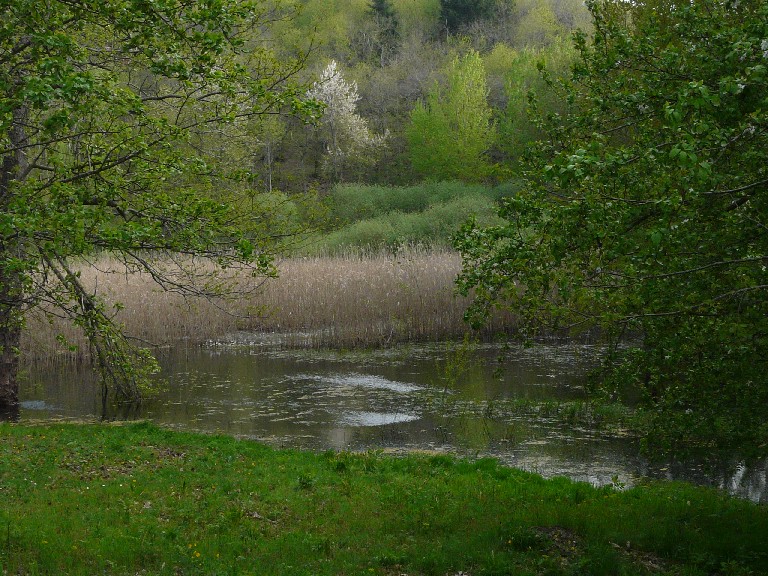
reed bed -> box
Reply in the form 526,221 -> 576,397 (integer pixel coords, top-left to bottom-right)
22,247 -> 515,361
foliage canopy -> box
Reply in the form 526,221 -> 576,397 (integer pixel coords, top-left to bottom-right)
455,0 -> 768,455
407,50 -> 495,182
0,0 -> 315,410
439,0 -> 496,33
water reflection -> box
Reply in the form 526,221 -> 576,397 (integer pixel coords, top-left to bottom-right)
338,411 -> 420,426
18,340 -> 767,502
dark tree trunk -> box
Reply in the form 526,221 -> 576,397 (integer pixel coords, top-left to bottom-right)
0,104 -> 28,418
0,295 -> 22,419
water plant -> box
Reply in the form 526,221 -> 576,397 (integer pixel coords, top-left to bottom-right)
22,248 -> 517,364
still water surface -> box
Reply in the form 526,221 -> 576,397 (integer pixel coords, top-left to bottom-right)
19,338 -> 767,502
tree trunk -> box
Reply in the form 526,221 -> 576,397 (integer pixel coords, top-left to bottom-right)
0,294 -> 22,419
0,104 -> 28,418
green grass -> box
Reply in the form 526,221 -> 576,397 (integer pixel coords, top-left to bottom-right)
1,422 -> 766,575
318,194 -> 505,253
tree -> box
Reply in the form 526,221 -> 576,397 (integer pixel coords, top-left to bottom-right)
495,37 -> 574,162
407,50 -> 496,182
0,0 -> 316,415
367,0 -> 400,65
370,0 -> 398,22
306,61 -> 387,182
439,0 -> 496,35
455,0 -> 768,455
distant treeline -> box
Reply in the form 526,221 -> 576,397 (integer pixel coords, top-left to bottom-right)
205,0 -> 590,195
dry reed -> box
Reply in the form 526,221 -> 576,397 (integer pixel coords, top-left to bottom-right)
22,247 -> 515,360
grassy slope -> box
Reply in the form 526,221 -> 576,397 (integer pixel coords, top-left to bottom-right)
1,423 -> 766,576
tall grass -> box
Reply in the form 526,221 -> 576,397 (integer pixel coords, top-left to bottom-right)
251,247 -> 515,347
22,247 -> 515,361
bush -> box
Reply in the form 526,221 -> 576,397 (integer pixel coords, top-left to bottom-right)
326,180 -> 512,224
317,217 -> 400,252
312,184 -> 510,253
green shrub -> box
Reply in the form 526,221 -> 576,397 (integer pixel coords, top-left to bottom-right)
327,180 -> 515,223
315,180 -> 516,252
318,216 -> 400,252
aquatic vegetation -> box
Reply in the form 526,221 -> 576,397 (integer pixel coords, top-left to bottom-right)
22,247 -> 516,363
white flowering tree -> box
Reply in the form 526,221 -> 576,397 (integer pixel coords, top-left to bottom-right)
307,61 -> 387,181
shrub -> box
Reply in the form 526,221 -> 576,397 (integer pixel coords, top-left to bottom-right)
317,180 -> 516,252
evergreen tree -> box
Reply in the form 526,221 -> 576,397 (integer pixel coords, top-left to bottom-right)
369,0 -> 397,22
440,0 -> 496,34
366,0 -> 400,65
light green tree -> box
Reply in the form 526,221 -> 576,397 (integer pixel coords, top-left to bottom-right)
0,0 -> 316,414
511,0 -> 564,46
407,50 -> 495,181
455,0 -> 768,455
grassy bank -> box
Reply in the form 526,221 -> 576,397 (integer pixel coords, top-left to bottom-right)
22,248 -> 516,361
1,423 -> 766,576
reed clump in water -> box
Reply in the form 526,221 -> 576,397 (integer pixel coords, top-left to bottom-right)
22,247 -> 515,360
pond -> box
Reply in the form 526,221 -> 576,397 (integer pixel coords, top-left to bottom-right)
19,337 -> 768,502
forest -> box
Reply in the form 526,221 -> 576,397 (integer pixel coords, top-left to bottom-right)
233,0 -> 589,193
0,0 -> 592,409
